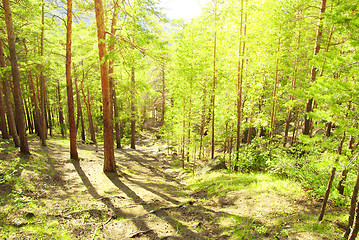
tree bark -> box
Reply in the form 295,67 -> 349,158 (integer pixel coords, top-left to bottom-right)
161,62 -> 165,127
66,0 -> 79,160
270,27 -> 281,138
94,0 -> 116,172
318,167 -> 336,221
348,199 -> 359,240
108,6 -> 121,149
74,74 -> 85,143
2,0 -> 30,154
345,166 -> 359,239
40,0 -> 47,141
130,67 -> 136,150
28,71 -> 46,145
235,0 -> 245,168
303,0 -> 327,135
210,0 -> 218,160
24,97 -> 33,134
57,80 -> 65,138
82,84 -> 96,144
0,41 -> 9,139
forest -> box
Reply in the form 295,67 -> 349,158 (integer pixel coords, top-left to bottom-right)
1,0 -> 359,239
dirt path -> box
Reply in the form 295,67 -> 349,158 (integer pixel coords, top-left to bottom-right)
1,134 -> 345,239
22,135 -> 228,240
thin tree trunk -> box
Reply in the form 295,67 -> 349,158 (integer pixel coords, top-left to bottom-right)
82,86 -> 96,144
0,43 -> 9,139
284,31 -> 300,147
345,164 -> 359,239
113,87 -> 121,148
270,27 -> 281,138
130,67 -> 136,150
24,98 -> 33,135
161,62 -> 165,127
66,0 -> 79,160
95,0 -> 116,171
108,6 -> 120,149
57,80 -> 65,138
47,103 -> 52,136
348,200 -> 359,240
318,167 -> 336,221
40,0 -> 47,141
303,0 -> 327,135
199,78 -> 208,159
235,0 -> 245,168
28,71 -> 46,145
74,75 -> 85,143
2,0 -> 30,154
1,37 -> 19,146
210,0 -> 218,160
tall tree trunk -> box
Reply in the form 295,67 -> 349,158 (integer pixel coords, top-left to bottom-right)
2,0 -> 30,154
47,103 -> 52,136
130,67 -> 136,150
28,71 -> 46,145
66,0 -> 79,160
235,0 -> 245,169
283,31 -> 300,147
0,42 -> 9,139
74,75 -> 85,143
210,0 -> 218,160
57,80 -> 65,138
94,0 -> 116,172
108,6 -> 120,148
345,163 -> 359,239
40,0 -> 47,141
113,87 -> 121,148
270,27 -> 281,138
82,86 -> 96,144
23,97 -> 32,134
303,0 -> 327,135
161,62 -> 165,127
348,199 -> 359,240
1,36 -> 20,146
199,78 -> 208,159
318,167 -> 336,221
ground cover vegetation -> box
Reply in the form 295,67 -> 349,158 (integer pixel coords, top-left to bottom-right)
1,0 -> 359,239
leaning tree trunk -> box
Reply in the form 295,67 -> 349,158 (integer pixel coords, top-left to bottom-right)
65,0 -> 79,160
303,0 -> 327,135
318,167 -> 336,221
2,0 -> 30,154
94,0 -> 116,172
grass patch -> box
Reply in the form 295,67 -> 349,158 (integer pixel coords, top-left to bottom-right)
186,170 -> 304,198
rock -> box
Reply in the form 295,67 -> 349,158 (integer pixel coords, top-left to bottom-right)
196,156 -> 227,175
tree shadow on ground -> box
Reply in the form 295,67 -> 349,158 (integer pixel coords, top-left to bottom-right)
105,172 -> 205,239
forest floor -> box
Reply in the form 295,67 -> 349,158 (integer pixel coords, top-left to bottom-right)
0,133 -> 347,239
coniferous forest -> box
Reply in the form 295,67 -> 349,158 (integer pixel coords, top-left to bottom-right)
1,0 -> 359,239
